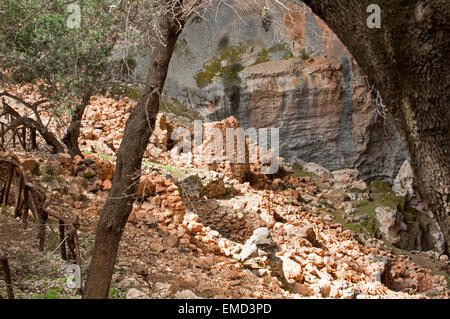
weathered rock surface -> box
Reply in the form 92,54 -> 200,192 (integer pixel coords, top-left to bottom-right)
375,206 -> 408,246
126,288 -> 150,299
393,160 -> 415,200
128,1 -> 407,182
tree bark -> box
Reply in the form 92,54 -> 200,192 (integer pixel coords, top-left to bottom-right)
0,96 -> 65,154
302,0 -> 449,254
62,91 -> 92,158
82,8 -> 186,298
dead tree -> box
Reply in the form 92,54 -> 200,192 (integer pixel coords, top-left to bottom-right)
0,92 -> 65,153
0,156 -> 81,263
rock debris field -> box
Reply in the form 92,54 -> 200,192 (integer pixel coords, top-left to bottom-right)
0,91 -> 448,299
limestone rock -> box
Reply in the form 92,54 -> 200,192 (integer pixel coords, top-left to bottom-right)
164,234 -> 180,248
302,162 -> 332,179
117,277 -> 139,291
281,257 -> 303,284
375,206 -> 407,246
239,227 -> 273,261
149,2 -> 407,182
174,289 -> 202,299
126,288 -> 150,299
392,160 -> 414,199
56,153 -> 72,164
19,158 -> 37,172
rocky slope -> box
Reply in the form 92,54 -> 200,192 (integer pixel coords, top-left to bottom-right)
125,1 -> 407,182
1,140 -> 447,299
0,91 -> 448,299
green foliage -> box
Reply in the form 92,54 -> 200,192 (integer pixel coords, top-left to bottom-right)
222,63 -> 245,87
195,45 -> 248,88
252,43 -> 295,66
369,180 -> 392,193
109,288 -> 124,299
292,163 -> 316,178
123,85 -> 144,101
41,171 -> 63,184
0,0 -> 123,113
300,49 -> 310,60
159,95 -> 204,122
319,200 -> 333,209
362,219 -> 378,236
33,287 -> 69,299
368,180 -> 406,211
344,222 -> 362,233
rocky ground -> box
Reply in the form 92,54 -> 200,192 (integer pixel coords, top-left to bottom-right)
0,91 -> 448,299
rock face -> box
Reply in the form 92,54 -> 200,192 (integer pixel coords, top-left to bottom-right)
375,206 -> 408,246
129,1 -> 406,182
392,160 -> 448,254
393,160 -> 415,200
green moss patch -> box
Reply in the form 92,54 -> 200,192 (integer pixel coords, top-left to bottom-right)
123,85 -> 144,101
252,43 -> 295,66
368,180 -> 405,211
292,163 -> 317,178
195,45 -> 249,88
159,96 -> 204,123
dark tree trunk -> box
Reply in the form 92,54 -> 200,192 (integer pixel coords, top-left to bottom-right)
82,9 -> 186,298
62,91 -> 92,158
302,0 -> 449,254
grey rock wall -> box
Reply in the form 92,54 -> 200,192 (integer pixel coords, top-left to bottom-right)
132,1 -> 407,182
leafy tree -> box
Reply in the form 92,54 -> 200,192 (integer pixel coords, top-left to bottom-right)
0,0 -> 123,156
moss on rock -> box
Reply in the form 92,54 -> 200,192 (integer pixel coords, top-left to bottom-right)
195,44 -> 249,88
252,43 -> 295,66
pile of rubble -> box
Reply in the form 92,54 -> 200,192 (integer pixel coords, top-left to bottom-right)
1,87 -> 448,299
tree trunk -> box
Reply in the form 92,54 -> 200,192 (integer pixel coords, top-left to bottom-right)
82,11 -> 186,298
302,0 -> 450,254
62,91 -> 92,158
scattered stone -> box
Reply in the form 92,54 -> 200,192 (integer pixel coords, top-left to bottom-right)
240,228 -> 273,261
133,264 -> 147,276
102,179 -> 112,191
393,160 -> 414,199
303,162 -> 332,179
290,283 -> 314,296
144,215 -> 158,228
117,277 -> 139,291
56,153 -> 72,164
174,289 -> 202,299
164,234 -> 180,248
375,206 -> 407,246
19,158 -> 37,172
281,257 -> 303,284
126,288 -> 150,299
